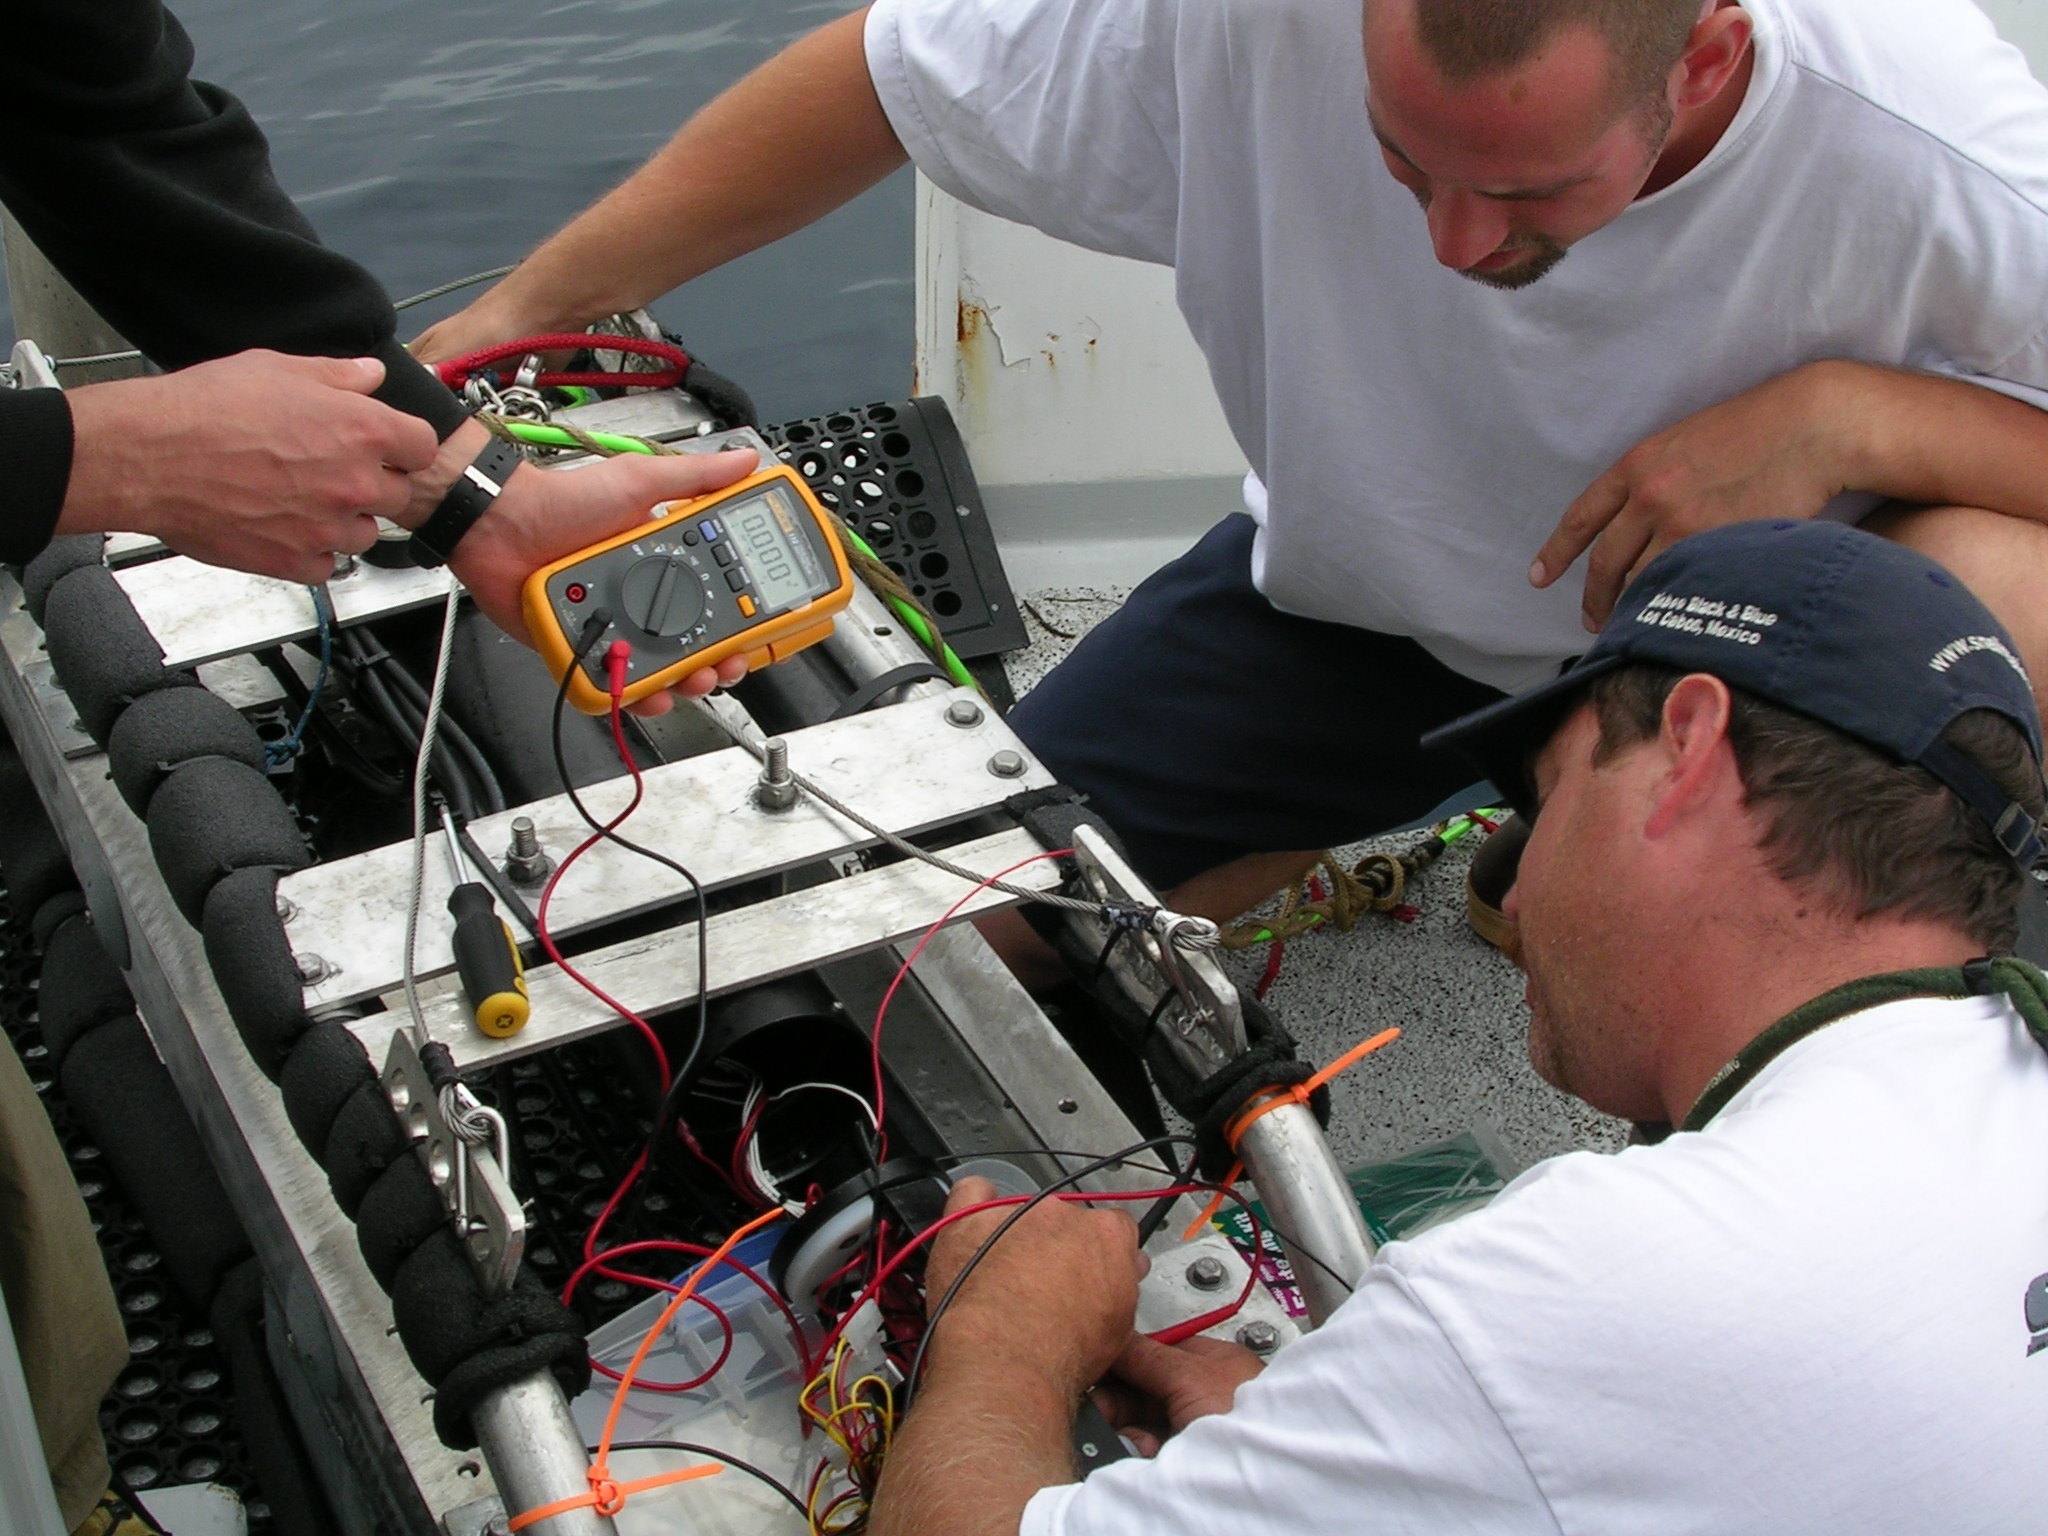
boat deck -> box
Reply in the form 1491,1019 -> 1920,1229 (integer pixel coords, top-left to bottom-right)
1006,584 -> 1628,1175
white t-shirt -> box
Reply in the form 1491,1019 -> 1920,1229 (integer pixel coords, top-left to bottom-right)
1020,994 -> 2048,1534
867,0 -> 2048,692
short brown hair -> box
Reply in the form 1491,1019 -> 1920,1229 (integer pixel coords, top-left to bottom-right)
1586,665 -> 2047,953
1410,0 -> 1701,109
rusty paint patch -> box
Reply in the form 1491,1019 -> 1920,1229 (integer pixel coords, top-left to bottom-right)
959,298 -> 989,345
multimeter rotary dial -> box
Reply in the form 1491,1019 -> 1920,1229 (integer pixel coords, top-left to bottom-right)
617,552 -> 708,637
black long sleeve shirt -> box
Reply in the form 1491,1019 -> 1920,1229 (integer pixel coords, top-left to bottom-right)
0,0 -> 471,564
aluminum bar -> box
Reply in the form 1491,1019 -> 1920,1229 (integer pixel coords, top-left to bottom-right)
349,826 -> 1061,1073
281,688 -> 1051,1008
1234,1104 -> 1377,1327
470,1375 -> 617,1536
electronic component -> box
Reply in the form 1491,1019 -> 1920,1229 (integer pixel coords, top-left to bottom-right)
522,464 -> 856,713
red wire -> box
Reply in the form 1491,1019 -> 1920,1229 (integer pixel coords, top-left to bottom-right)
564,1238 -> 816,1378
588,1296 -> 734,1393
430,331 -> 690,391
866,850 -> 1073,1162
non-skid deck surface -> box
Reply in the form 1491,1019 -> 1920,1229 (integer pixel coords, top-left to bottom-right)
1007,588 -> 1629,1175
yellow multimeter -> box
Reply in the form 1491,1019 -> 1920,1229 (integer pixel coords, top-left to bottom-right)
523,464 -> 857,714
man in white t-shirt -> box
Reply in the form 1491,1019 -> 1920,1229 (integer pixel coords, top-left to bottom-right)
859,518 -> 2048,1535
417,0 -> 2048,941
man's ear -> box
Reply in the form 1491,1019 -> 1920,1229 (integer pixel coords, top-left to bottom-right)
1670,3 -> 1752,111
1642,673 -> 1737,839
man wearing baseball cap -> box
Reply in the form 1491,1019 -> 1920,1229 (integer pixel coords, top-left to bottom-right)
863,519 -> 2048,1535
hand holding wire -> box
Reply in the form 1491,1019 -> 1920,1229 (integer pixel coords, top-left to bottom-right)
1089,1331 -> 1266,1457
919,1176 -> 1146,1403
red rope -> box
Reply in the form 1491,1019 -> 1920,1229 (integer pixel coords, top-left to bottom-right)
430,332 -> 690,391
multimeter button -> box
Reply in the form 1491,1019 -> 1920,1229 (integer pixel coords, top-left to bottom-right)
724,569 -> 746,592
681,528 -> 700,546
620,552 -> 709,637
712,543 -> 737,567
736,594 -> 756,617
699,520 -> 721,542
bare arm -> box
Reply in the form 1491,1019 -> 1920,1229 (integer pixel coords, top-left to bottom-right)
1531,360 -> 2048,626
866,1179 -> 1145,1536
413,7 -> 906,359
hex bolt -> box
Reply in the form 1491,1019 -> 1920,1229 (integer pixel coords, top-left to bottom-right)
754,736 -> 799,811
1237,1320 -> 1281,1356
1185,1255 -> 1230,1292
946,698 -> 985,729
275,894 -> 298,924
294,952 -> 333,986
502,816 -> 555,885
988,749 -> 1027,779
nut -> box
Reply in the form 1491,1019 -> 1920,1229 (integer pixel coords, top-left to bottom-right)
1185,1255 -> 1229,1292
1236,1320 -> 1281,1356
945,698 -> 984,728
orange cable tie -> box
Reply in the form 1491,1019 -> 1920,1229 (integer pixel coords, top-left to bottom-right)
509,1206 -> 785,1533
1179,1028 -> 1402,1243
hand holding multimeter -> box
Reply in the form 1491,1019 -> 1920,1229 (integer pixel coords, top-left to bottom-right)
523,464 -> 857,712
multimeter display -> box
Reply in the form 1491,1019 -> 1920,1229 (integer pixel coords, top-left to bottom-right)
522,464 -> 857,714
731,491 -> 823,611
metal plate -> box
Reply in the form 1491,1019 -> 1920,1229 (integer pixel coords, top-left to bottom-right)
281,688 -> 1053,1008
347,826 -> 1060,1074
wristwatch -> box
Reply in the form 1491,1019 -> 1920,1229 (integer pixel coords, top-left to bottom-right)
408,437 -> 524,568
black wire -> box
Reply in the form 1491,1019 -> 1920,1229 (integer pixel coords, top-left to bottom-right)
380,649 -> 508,812
904,1135 -> 1186,1405
346,632 -> 482,819
594,1441 -> 806,1518
1135,1141 -> 1200,1247
547,618 -> 713,1127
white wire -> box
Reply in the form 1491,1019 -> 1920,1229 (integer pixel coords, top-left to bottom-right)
401,586 -> 463,1053
770,1080 -> 881,1130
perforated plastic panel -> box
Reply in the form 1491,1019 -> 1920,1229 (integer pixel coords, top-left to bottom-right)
765,398 -> 1027,660
0,909 -> 272,1527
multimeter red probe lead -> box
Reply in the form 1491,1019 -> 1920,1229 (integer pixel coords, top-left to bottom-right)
523,464 -> 857,714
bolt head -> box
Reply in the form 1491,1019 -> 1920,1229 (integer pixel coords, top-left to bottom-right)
988,749 -> 1027,778
275,895 -> 297,924
293,952 -> 331,985
1237,1320 -> 1281,1355
1185,1255 -> 1229,1292
945,698 -> 984,728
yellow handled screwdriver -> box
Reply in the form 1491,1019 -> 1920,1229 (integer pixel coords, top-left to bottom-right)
438,805 -> 530,1039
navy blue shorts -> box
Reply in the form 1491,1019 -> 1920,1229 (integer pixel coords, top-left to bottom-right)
1008,515 -> 1508,889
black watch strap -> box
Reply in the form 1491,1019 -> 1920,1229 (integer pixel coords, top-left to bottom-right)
408,437 -> 523,568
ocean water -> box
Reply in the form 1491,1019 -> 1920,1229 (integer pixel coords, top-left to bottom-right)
6,0 -> 911,426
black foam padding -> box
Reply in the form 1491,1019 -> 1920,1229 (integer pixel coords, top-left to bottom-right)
109,689 -> 268,817
60,1016 -> 252,1315
353,1157 -> 449,1292
37,909 -> 134,1069
320,1078 -> 410,1218
277,1022 -> 376,1163
766,396 -> 1025,659
41,563 -> 199,745
202,868 -> 311,1081
146,758 -> 309,924
0,749 -> 79,920
21,534 -> 105,625
432,1331 -> 590,1452
210,1262 -> 339,1536
387,1230 -> 590,1448
29,889 -> 87,950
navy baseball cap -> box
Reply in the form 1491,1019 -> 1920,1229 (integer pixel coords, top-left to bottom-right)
1423,520 -> 2046,866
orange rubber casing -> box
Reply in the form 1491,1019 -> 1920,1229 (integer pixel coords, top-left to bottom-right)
521,464 -> 855,714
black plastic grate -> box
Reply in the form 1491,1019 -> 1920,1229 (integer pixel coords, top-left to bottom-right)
766,398 -> 1027,661
0,905 -> 273,1527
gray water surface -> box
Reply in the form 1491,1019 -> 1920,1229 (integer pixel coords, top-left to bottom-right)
11,0 -> 912,425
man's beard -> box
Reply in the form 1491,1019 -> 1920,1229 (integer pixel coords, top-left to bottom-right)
1458,236 -> 1570,291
